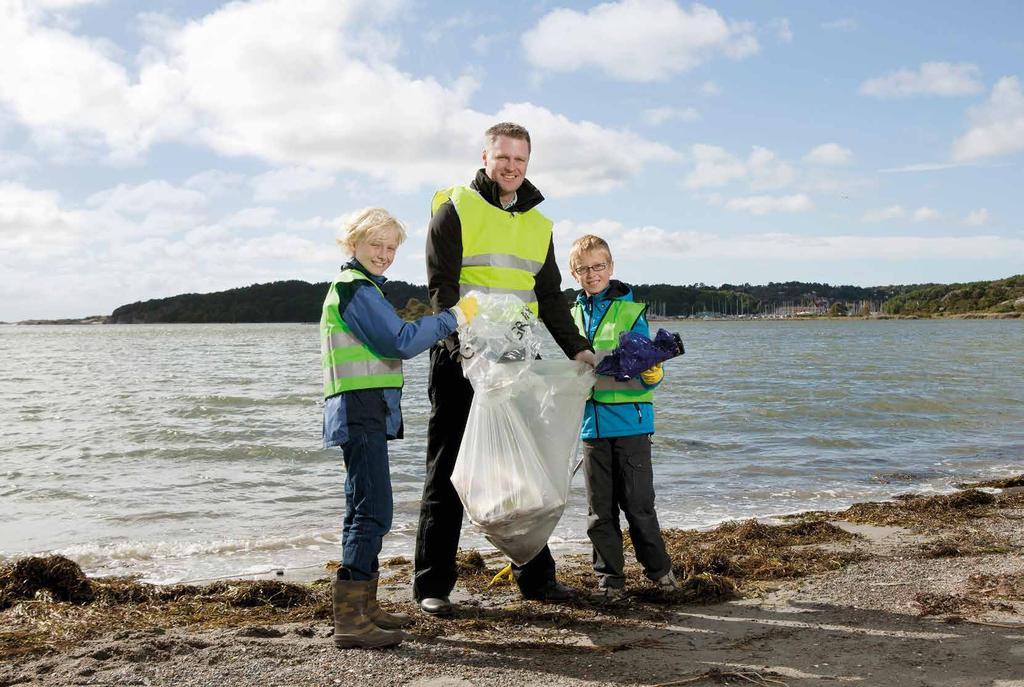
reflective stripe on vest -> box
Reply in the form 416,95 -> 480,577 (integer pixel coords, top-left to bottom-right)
572,300 -> 654,404
432,185 -> 552,315
320,269 -> 403,398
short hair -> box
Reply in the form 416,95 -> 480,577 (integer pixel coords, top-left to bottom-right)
568,234 -> 613,273
337,207 -> 407,255
484,122 -> 531,153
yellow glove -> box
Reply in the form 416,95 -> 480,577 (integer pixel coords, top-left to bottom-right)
640,362 -> 664,385
451,295 -> 479,326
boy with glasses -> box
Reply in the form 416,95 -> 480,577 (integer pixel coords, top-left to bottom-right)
568,234 -> 679,600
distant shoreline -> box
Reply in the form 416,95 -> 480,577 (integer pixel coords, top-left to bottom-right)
11,311 -> 1021,325
649,311 -> 1022,322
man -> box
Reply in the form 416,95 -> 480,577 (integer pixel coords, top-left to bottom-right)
414,122 -> 597,615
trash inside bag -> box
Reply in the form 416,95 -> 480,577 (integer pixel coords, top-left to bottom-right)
595,328 -> 685,382
451,292 -> 595,565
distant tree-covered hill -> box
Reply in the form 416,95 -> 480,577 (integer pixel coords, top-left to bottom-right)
108,280 -> 427,324
881,274 -> 1024,316
105,274 -> 1023,323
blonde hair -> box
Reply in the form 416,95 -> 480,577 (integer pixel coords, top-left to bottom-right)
337,207 -> 407,255
568,234 -> 613,273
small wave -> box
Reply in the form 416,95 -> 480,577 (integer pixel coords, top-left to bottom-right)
56,530 -> 340,567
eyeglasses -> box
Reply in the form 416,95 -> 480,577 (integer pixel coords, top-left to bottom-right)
573,262 -> 608,275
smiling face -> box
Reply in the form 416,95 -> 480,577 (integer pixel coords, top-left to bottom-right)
482,134 -> 530,205
353,228 -> 400,276
572,248 -> 614,296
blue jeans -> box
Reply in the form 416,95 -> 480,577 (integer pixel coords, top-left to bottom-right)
341,431 -> 393,581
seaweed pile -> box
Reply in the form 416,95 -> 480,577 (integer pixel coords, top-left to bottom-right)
800,485 -> 1024,531
0,556 -> 331,659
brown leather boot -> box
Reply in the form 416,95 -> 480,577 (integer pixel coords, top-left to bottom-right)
368,573 -> 414,630
332,573 -> 403,649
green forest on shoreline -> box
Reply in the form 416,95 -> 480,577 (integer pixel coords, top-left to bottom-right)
15,274 -> 1024,324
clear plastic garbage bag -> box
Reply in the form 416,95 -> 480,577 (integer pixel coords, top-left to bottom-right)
451,292 -> 595,565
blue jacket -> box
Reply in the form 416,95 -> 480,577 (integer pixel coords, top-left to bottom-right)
323,259 -> 457,448
575,280 -> 661,440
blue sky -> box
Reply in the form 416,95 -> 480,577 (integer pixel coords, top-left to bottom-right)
1,0 -> 1022,320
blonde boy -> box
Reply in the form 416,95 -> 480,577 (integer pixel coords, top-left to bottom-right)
320,208 -> 476,648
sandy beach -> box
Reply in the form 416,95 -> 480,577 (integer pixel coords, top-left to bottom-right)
3,479 -> 1023,687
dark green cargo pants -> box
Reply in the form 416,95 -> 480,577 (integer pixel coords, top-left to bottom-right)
582,434 -> 672,589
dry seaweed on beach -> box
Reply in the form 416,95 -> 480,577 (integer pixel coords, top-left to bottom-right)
913,591 -> 1014,618
917,528 -> 1013,558
799,488 -> 1010,531
655,519 -> 864,584
0,556 -> 334,659
0,555 -> 95,609
913,592 -> 986,617
653,667 -> 790,686
957,474 -> 1024,489
968,572 -> 1024,600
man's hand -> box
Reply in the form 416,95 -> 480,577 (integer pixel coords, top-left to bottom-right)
573,350 -> 597,368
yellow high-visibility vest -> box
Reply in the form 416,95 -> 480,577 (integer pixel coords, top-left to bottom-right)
432,185 -> 552,315
320,269 -> 403,399
572,300 -> 654,404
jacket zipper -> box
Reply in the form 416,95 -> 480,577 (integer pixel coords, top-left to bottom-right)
634,403 -> 642,424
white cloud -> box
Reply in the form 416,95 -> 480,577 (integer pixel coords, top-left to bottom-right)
684,144 -> 793,190
0,1 -> 673,195
0,182 -> 80,260
250,167 -> 336,202
964,208 -> 991,226
821,18 -> 857,32
0,149 -> 36,173
0,2 -> 192,160
223,206 -> 279,228
28,0 -> 106,8
642,106 -> 700,125
184,169 -> 246,196
862,205 -> 906,223
724,193 -> 812,215
767,18 -> 792,43
747,146 -> 794,190
860,62 -> 984,98
521,0 -> 759,82
496,102 -> 679,197
85,180 -> 207,216
553,219 -> 1024,262
951,76 -> 1024,161
803,143 -> 852,166
700,80 -> 721,96
912,207 -> 941,222
878,161 -> 965,173
684,144 -> 746,188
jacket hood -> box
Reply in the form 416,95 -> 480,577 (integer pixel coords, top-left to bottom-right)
575,279 -> 632,306
471,169 -> 545,213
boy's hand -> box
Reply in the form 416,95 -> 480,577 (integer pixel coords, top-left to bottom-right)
451,295 -> 479,326
640,362 -> 663,384
574,350 -> 597,368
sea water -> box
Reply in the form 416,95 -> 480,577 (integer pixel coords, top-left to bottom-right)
1,320 -> 1021,583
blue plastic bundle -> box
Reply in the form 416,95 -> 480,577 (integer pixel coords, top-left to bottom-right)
595,328 -> 685,381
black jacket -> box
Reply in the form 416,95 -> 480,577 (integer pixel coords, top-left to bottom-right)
425,169 -> 592,359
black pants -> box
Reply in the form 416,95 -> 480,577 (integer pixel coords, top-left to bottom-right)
413,344 -> 556,600
583,434 -> 671,588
